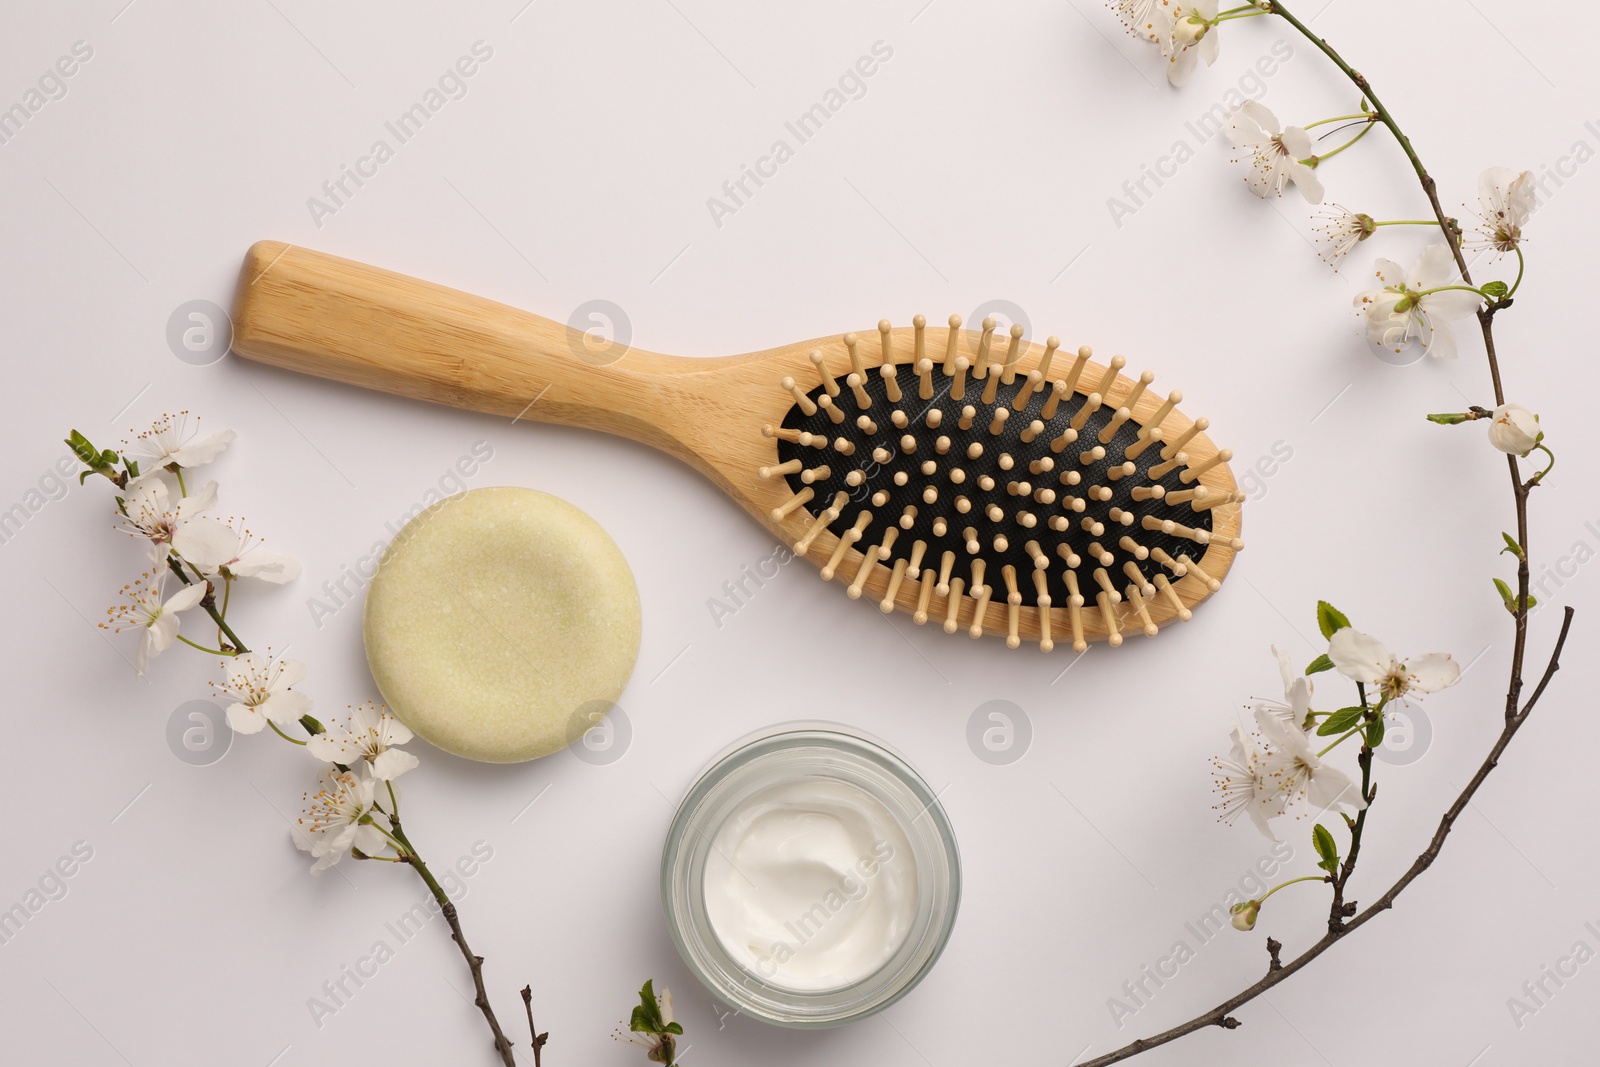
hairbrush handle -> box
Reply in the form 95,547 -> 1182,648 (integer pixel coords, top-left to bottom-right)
230,241 -> 706,456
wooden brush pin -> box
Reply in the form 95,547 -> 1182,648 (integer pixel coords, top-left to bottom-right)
232,243 -> 1243,649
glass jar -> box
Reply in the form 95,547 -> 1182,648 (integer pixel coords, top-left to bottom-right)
660,722 -> 961,1027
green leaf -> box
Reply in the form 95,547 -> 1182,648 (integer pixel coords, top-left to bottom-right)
1305,653 -> 1334,676
1500,532 -> 1525,561
1425,411 -> 1472,425
664,1022 -> 684,1035
1313,823 -> 1340,875
1482,280 -> 1509,300
630,980 -> 664,1034
65,430 -> 100,467
299,714 -> 325,736
1492,578 -> 1536,614
1316,706 -> 1365,736
1364,716 -> 1386,748
1316,601 -> 1351,640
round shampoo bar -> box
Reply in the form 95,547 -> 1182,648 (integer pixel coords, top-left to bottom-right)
364,486 -> 640,763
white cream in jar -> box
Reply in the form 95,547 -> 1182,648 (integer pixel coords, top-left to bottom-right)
702,778 -> 918,991
662,725 -> 960,1027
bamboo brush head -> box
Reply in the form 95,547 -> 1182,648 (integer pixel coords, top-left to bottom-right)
760,315 -> 1242,651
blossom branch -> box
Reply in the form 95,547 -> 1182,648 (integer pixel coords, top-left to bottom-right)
1080,608 -> 1573,1066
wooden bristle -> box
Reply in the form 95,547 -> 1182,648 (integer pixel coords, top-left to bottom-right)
810,350 -> 839,397
1040,379 -> 1067,421
1121,370 -> 1155,412
943,576 -> 965,632
782,377 -> 817,416
1061,346 -> 1092,394
1070,392 -> 1102,432
1160,418 -> 1208,460
943,314 -> 962,374
907,539 -> 928,578
1124,428 -> 1162,460
1127,583 -> 1158,637
878,319 -> 894,366
771,486 -> 814,520
1180,448 -> 1232,483
1179,553 -> 1222,591
880,558 -> 909,612
817,393 -> 846,424
1154,572 -> 1192,620
974,318 -> 997,379
917,358 -> 935,400
1092,355 -> 1126,398
821,510 -> 871,580
951,356 -> 970,401
1038,336 -> 1061,381
800,464 -> 831,484
1001,323 -> 1025,385
848,527 -> 896,599
848,373 -> 872,410
880,363 -> 903,403
1097,590 -> 1122,646
912,314 -> 926,366
844,332 -> 864,378
915,567 -> 936,623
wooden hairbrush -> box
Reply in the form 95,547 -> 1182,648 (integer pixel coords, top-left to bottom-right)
231,241 -> 1242,651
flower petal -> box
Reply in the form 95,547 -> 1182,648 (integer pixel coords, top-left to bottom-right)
227,703 -> 268,734
369,747 -> 420,780
170,428 -> 236,468
1308,765 -> 1366,812
163,583 -> 208,615
229,550 -> 302,583
1408,242 -> 1459,289
1328,629 -> 1393,685
1404,652 -> 1460,693
172,517 -> 240,572
174,481 -> 218,521
1287,162 -> 1324,204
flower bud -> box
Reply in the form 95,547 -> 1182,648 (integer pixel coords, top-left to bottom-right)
1230,899 -> 1260,931
1174,15 -> 1209,48
1487,403 -> 1540,457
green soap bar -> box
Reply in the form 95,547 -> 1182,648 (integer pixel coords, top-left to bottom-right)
364,486 -> 641,763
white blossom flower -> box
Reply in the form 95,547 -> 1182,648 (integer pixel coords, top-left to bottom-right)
1153,0 -> 1219,86
294,768 -> 392,874
1113,0 -> 1170,43
1230,899 -> 1260,931
1466,167 -> 1535,256
127,412 -> 235,470
1327,628 -> 1461,703
1254,644 -> 1313,730
1353,243 -> 1482,360
1225,101 -> 1324,202
104,571 -> 207,674
213,652 -> 312,734
307,702 -> 420,780
1256,711 -> 1367,820
1212,718 -> 1287,839
172,516 -> 301,583
1311,205 -> 1375,267
118,475 -> 217,553
1486,402 -> 1541,457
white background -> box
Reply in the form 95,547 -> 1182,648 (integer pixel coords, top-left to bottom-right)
2,1 -> 1596,1064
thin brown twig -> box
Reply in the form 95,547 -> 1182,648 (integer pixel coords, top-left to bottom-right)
523,984 -> 549,1067
389,820 -> 518,1066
